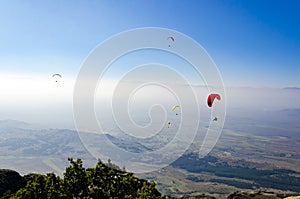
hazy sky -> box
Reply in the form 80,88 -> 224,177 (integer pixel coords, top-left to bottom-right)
0,0 -> 300,127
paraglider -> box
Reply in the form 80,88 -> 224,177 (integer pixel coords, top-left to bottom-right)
52,74 -> 62,82
207,94 -> 221,107
167,36 -> 175,47
171,105 -> 180,111
167,121 -> 171,128
172,105 -> 180,115
52,73 -> 62,78
167,36 -> 175,42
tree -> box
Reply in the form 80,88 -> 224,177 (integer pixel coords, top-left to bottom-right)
45,173 -> 64,199
13,174 -> 47,199
3,158 -> 163,199
63,158 -> 88,198
137,181 -> 162,199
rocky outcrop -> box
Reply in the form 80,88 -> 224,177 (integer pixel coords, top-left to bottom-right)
171,193 -> 216,199
0,169 -> 26,196
227,190 -> 300,199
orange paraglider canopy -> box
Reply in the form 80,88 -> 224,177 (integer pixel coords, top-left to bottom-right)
207,94 -> 221,107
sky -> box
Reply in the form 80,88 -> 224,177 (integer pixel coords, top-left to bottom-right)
1,0 -> 300,86
0,0 -> 300,127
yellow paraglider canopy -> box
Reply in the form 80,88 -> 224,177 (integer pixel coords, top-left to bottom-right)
171,105 -> 180,111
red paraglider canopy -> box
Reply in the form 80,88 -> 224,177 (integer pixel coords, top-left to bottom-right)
207,94 -> 221,107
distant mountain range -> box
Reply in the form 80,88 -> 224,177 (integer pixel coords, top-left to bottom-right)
283,87 -> 300,90
0,119 -> 31,129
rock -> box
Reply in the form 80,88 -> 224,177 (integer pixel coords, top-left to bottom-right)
227,190 -> 300,199
0,169 -> 26,196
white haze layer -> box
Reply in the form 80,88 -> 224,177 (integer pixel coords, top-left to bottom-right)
0,73 -> 300,128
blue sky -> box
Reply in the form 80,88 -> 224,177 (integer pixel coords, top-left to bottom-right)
0,0 -> 299,87
1,0 -> 300,127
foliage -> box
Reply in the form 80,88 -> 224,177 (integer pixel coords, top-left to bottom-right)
2,158 -> 162,199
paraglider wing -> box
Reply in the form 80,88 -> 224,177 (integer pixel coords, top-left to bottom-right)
167,36 -> 175,47
167,36 -> 175,42
207,94 -> 221,107
171,105 -> 180,111
52,73 -> 62,78
52,73 -> 62,83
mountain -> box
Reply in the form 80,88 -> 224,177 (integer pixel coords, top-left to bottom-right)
283,87 -> 300,90
0,119 -> 31,130
277,108 -> 300,117
1,119 -> 300,196
106,133 -> 153,153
